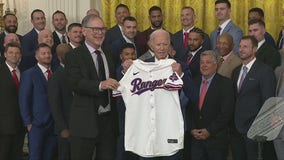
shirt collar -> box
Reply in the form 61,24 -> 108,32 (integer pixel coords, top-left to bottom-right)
221,51 -> 233,61
5,61 -> 18,72
85,41 -> 102,54
183,26 -> 195,33
219,19 -> 231,34
155,55 -> 169,61
37,63 -> 51,74
243,57 -> 256,72
257,39 -> 266,50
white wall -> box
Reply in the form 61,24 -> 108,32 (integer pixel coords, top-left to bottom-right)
14,0 -> 102,35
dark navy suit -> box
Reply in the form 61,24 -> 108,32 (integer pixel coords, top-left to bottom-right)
20,28 -> 38,71
19,64 -> 57,160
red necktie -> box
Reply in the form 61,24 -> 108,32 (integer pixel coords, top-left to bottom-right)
186,53 -> 193,65
199,80 -> 208,110
12,69 -> 19,90
184,32 -> 189,48
46,69 -> 52,80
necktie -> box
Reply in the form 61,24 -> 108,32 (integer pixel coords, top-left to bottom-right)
12,69 -> 19,90
95,50 -> 106,80
62,35 -> 67,43
220,57 -> 224,63
46,69 -> 52,80
199,80 -> 208,110
238,66 -> 248,91
184,32 -> 189,48
95,50 -> 108,107
186,53 -> 193,65
216,27 -> 222,41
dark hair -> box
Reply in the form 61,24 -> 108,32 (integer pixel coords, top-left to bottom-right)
123,16 -> 137,24
120,43 -> 135,54
52,10 -> 67,20
249,7 -> 264,18
189,27 -> 205,39
3,13 -> 17,21
149,5 -> 162,15
215,0 -> 231,9
248,19 -> 265,28
68,23 -> 82,32
241,35 -> 258,47
4,42 -> 21,53
31,9 -> 45,20
116,3 -> 129,13
36,43 -> 51,52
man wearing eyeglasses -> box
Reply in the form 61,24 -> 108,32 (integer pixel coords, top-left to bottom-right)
65,14 -> 119,160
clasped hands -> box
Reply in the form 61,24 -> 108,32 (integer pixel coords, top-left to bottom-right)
191,128 -> 210,140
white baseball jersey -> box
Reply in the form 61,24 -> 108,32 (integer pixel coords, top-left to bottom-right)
113,59 -> 184,157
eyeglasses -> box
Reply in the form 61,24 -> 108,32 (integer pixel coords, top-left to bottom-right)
85,26 -> 107,33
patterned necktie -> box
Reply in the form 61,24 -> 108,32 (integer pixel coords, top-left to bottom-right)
62,35 -> 67,43
95,50 -> 108,107
46,69 -> 52,80
199,79 -> 208,110
12,69 -> 19,90
184,32 -> 189,48
238,66 -> 248,91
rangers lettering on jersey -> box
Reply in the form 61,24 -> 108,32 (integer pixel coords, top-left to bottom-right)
113,59 -> 184,158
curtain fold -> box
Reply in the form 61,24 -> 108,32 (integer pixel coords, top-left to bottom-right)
102,0 -> 283,39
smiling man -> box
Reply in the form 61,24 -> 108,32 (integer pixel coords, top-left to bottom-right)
65,14 -> 119,160
21,9 -> 46,71
210,0 -> 243,54
52,10 -> 69,49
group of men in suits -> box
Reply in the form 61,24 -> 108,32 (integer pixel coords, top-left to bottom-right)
1,0 -> 284,159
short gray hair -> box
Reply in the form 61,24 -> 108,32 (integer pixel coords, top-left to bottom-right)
148,29 -> 170,46
200,50 -> 218,63
81,14 -> 103,27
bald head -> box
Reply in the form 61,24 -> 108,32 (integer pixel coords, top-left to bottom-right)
216,33 -> 234,56
38,29 -> 54,47
56,43 -> 72,64
4,33 -> 20,47
86,9 -> 100,16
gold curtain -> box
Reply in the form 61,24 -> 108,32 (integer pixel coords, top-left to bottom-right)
102,0 -> 284,39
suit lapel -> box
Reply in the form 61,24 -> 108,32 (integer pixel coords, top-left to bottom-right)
34,65 -> 48,88
201,74 -> 218,111
238,61 -> 258,94
81,45 -> 99,79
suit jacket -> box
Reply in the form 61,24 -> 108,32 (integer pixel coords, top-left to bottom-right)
137,27 -> 155,54
20,28 -> 39,71
217,52 -> 242,79
138,49 -> 154,61
103,25 -> 123,48
19,64 -> 54,130
210,21 -> 243,54
180,47 -> 206,78
0,32 -> 22,57
256,42 -> 280,70
65,43 -> 116,138
48,65 -> 73,134
53,31 -> 61,48
189,73 -> 234,144
111,37 -> 142,66
172,28 -> 211,60
264,32 -> 276,49
232,59 -> 276,134
0,63 -> 23,134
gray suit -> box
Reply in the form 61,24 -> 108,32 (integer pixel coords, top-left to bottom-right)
210,21 -> 243,54
138,50 -> 154,61
274,49 -> 284,160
